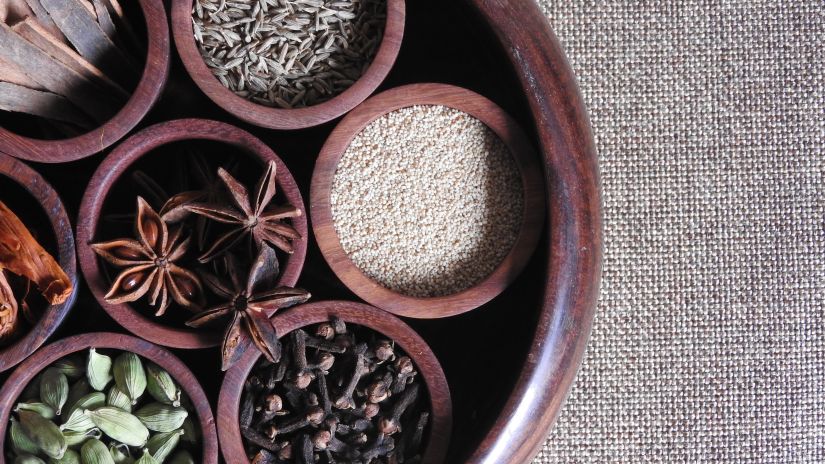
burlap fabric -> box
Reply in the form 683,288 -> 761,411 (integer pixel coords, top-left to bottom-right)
532,1 -> 824,462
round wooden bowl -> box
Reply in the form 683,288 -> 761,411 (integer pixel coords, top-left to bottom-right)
0,0 -> 171,163
310,83 -> 546,319
76,119 -> 309,349
0,153 -> 78,372
0,332 -> 219,463
170,0 -> 405,130
218,300 -> 452,463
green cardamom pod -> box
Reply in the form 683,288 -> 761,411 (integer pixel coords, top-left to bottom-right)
14,455 -> 46,464
84,407 -> 149,447
106,385 -> 133,412
134,403 -> 188,433
40,368 -> 69,415
113,353 -> 146,404
134,450 -> 158,464
62,392 -> 105,432
109,444 -> 134,464
9,417 -> 39,456
49,448 -> 80,464
87,349 -> 113,391
17,409 -> 67,459
80,439 -> 115,464
15,401 -> 56,420
147,429 -> 183,463
166,451 -> 193,464
179,418 -> 198,444
53,356 -> 85,380
145,364 -> 180,407
65,380 -> 91,416
62,428 -> 102,448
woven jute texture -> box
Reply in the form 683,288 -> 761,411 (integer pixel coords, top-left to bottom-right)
532,1 -> 824,462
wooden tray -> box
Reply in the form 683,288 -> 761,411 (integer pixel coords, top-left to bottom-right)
0,0 -> 601,462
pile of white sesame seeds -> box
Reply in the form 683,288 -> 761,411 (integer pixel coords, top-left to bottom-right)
330,105 -> 524,298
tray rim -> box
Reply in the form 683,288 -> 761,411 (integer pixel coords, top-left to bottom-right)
464,1 -> 603,463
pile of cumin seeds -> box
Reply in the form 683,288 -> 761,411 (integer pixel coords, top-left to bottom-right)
330,105 -> 525,298
192,0 -> 386,109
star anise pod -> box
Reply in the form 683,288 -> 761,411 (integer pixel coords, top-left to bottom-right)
91,197 -> 205,316
186,160 -> 302,263
186,246 -> 311,371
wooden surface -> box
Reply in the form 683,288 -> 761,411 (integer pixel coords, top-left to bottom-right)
76,119 -> 309,350
217,300 -> 452,464
170,0 -> 406,130
0,332 -> 219,463
463,1 -> 602,463
0,153 -> 78,373
310,83 -> 546,319
0,0 -> 169,163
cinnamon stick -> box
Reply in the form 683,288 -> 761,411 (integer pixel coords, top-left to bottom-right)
0,82 -> 92,126
0,56 -> 44,90
0,271 -> 18,343
91,0 -> 116,41
21,0 -> 67,43
0,200 -> 72,306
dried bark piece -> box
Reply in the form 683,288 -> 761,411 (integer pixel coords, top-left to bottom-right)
0,22 -> 119,122
0,201 -> 72,306
0,0 -> 34,23
0,82 -> 92,126
0,271 -> 19,343
90,0 -> 116,41
11,17 -> 129,99
0,56 -> 45,90
22,0 -> 68,43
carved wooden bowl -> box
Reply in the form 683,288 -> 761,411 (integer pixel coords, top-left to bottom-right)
310,83 -> 546,319
0,153 -> 78,373
76,119 -> 308,350
0,0 -> 170,163
170,0 -> 405,130
0,332 -> 219,463
218,300 -> 452,463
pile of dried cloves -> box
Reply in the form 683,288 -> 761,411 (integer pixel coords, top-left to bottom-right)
92,158 -> 309,370
6,348 -> 199,464
241,318 -> 430,464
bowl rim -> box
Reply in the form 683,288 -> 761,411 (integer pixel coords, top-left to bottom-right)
76,118 -> 308,349
0,331 -> 219,463
217,300 -> 452,464
170,0 -> 406,130
0,0 -> 171,163
309,83 -> 546,319
0,153 -> 78,373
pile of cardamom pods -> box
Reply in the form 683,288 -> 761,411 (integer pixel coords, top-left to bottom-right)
6,348 -> 199,464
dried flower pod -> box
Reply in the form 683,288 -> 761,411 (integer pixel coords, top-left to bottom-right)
134,403 -> 188,433
8,417 -> 39,456
135,449 -> 159,464
62,392 -> 104,432
80,438 -> 115,464
146,363 -> 182,407
85,407 -> 149,447
39,368 -> 69,415
14,401 -> 56,420
87,348 -> 113,391
113,352 -> 147,404
17,409 -> 67,459
51,448 -> 81,464
146,428 -> 184,463
106,385 -> 133,412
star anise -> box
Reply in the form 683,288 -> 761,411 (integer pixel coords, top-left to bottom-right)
91,197 -> 205,316
186,246 -> 311,371
186,160 -> 302,263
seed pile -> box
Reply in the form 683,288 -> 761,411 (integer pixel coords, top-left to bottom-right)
331,105 -> 524,297
240,318 -> 430,463
5,348 -> 199,464
193,0 -> 386,108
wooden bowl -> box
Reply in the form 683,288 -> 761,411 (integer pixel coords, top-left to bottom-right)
170,0 -> 405,130
0,332 -> 219,463
310,83 -> 546,319
0,0 -> 170,163
76,119 -> 308,349
218,300 -> 452,463
0,154 -> 78,372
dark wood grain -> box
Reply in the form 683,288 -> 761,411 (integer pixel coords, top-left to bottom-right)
76,119 -> 309,349
170,0 -> 406,130
218,300 -> 452,464
461,1 -> 603,463
0,153 -> 78,373
310,83 -> 546,319
0,0 -> 169,163
0,332 -> 219,463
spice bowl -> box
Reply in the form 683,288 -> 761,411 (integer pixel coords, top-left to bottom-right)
218,300 -> 452,463
0,331 -> 219,463
171,0 -> 405,130
0,0 -> 170,163
77,118 -> 309,349
0,154 -> 78,372
310,83 -> 546,319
